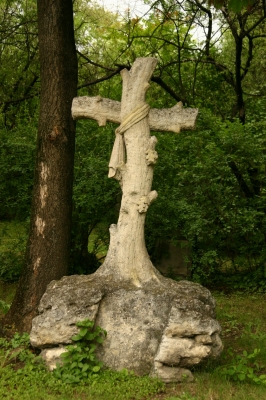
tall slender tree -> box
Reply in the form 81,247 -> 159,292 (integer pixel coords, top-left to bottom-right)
2,0 -> 78,333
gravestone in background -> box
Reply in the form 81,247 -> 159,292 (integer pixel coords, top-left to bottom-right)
155,240 -> 191,278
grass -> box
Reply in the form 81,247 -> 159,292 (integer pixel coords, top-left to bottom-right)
216,292 -> 266,357
0,361 -> 165,400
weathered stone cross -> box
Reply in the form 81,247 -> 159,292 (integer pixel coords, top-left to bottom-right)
72,57 -> 198,287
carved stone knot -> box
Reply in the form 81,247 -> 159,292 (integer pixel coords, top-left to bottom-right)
146,149 -> 158,165
137,196 -> 149,213
137,191 -> 158,213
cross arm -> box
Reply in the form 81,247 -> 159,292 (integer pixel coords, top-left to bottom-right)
72,96 -> 198,133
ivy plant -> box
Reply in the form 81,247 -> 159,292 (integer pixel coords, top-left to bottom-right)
53,319 -> 107,384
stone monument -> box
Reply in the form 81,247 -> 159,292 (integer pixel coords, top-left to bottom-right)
30,58 -> 223,382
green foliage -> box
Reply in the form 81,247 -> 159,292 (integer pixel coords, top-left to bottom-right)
54,319 -> 107,384
0,332 -> 27,351
219,349 -> 266,385
18,367 -> 163,400
0,119 -> 36,220
0,0 -> 39,128
145,111 -> 266,284
0,281 -> 16,316
0,221 -> 28,282
0,243 -> 24,282
0,332 -> 38,369
0,299 -> 10,314
10,332 -> 30,349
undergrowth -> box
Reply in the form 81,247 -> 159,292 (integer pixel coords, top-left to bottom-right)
0,323 -> 165,400
54,319 -> 106,383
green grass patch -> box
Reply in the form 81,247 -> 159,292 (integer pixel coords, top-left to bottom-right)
0,360 -> 165,400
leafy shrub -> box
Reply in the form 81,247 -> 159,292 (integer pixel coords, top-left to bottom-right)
0,247 -> 24,282
219,349 -> 266,385
0,332 -> 39,369
54,319 -> 107,384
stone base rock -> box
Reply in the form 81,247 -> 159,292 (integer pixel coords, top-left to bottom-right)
30,274 -> 223,382
40,347 -> 67,371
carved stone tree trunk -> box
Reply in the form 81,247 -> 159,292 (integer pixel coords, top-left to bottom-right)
98,58 -> 160,285
72,57 -> 198,287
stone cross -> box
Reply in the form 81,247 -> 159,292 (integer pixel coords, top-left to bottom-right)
72,57 -> 198,287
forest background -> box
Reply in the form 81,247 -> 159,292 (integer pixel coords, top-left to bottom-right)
1,0 -> 266,301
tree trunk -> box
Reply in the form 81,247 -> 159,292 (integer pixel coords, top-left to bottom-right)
94,59 -> 164,286
2,0 -> 78,333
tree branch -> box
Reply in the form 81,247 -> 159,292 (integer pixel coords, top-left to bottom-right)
241,34 -> 254,80
76,50 -> 115,72
77,68 -> 122,90
0,93 -> 39,107
228,161 -> 254,198
194,0 -> 213,55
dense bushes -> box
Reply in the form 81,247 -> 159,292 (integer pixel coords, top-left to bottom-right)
147,111 -> 266,284
0,120 -> 36,220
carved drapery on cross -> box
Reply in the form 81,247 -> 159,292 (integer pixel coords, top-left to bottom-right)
108,103 -> 150,180
72,57 -> 198,286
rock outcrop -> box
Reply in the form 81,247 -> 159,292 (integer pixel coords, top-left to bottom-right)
30,274 -> 223,382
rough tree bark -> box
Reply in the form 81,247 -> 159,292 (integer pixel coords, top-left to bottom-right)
72,58 -> 198,286
2,0 -> 78,333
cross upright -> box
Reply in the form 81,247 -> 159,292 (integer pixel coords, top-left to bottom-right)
72,57 -> 198,287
